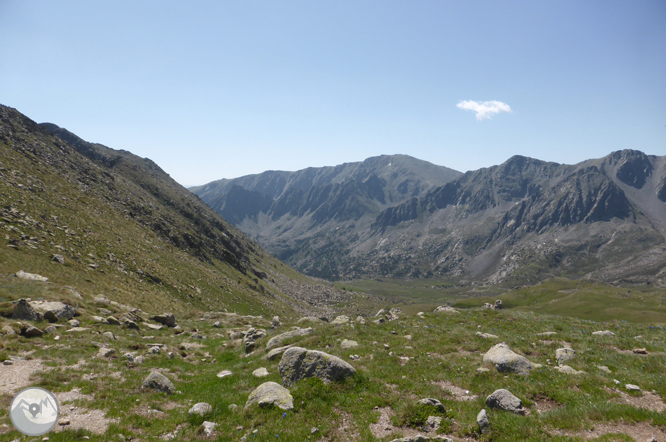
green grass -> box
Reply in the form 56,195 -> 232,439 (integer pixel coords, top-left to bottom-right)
2,295 -> 665,441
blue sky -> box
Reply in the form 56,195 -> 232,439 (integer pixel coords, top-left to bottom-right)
1,1 -> 664,186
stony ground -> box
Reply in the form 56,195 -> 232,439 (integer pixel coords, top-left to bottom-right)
1,285 -> 666,442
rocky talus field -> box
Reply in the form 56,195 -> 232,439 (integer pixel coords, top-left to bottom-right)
1,274 -> 666,442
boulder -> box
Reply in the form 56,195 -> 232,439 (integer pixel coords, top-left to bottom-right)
152,313 -> 176,327
417,398 -> 445,412
555,365 -> 585,375
29,301 -> 76,322
331,315 -> 350,325
12,299 -> 40,321
266,345 -> 294,361
252,367 -> 269,377
244,328 -> 266,353
141,371 -> 175,394
245,381 -> 293,410
278,347 -> 356,387
21,325 -> 44,338
555,348 -> 575,365
477,409 -> 489,433
265,327 -> 312,352
434,306 -> 459,314
485,389 -> 525,415
483,343 -> 541,375
341,339 -> 358,349
14,270 -> 48,282
188,402 -> 212,416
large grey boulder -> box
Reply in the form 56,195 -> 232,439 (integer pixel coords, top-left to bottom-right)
278,347 -> 356,387
152,313 -> 176,327
12,299 -> 40,321
265,327 -> 312,352
245,381 -> 293,410
555,348 -> 575,365
30,301 -> 76,322
244,328 -> 266,353
141,371 -> 175,394
483,343 -> 541,375
485,389 -> 525,415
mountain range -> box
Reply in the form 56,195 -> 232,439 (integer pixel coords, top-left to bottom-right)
192,150 -> 666,286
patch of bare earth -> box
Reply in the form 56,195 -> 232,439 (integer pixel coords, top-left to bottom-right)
368,407 -> 476,442
604,387 -> 666,412
550,422 -> 665,441
329,408 -> 360,441
0,359 -> 46,395
531,394 -> 563,414
432,380 -> 478,401
54,388 -> 118,435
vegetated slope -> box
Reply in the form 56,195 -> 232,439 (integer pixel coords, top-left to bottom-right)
191,155 -> 463,279
197,149 -> 666,286
0,104 -> 368,319
367,151 -> 666,285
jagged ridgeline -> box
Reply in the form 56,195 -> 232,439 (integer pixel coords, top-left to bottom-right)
193,150 -> 666,285
0,104 -> 362,318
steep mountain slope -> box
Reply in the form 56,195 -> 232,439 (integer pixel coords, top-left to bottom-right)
191,155 -> 462,279
196,149 -> 666,286
0,104 -> 366,319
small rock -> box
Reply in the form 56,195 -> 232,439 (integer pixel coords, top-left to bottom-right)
477,409 -> 489,433
52,254 -> 65,264
45,326 -> 57,334
597,365 -> 612,373
58,418 -> 70,426
228,404 -> 239,412
483,342 -> 540,375
102,331 -> 116,340
331,315 -> 350,325
417,398 -> 445,412
152,313 -> 176,327
476,332 -> 498,339
253,367 -> 269,377
123,319 -> 139,330
217,370 -> 233,378
106,316 -> 121,326
341,339 -> 358,349
434,305 -> 459,314
98,347 -> 115,358
626,384 -> 641,392
213,321 -> 222,328
355,316 -> 365,324
272,316 -> 281,328
555,365 -> 585,375
15,270 -> 48,282
22,325 -> 44,338
592,330 -> 616,337
423,415 -> 441,432
265,327 -> 312,352
278,347 -> 355,387
633,348 -> 648,355
2,325 -> 16,335
556,347 -> 575,365
68,319 -> 80,327
149,346 -> 160,354
245,381 -> 294,410
12,299 -> 41,321
188,402 -> 212,416
486,389 -> 525,415
311,427 -> 319,434
537,332 -> 558,336
266,345 -> 294,361
141,371 -> 175,394
200,421 -> 216,437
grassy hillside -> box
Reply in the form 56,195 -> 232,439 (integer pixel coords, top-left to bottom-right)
0,104 -> 372,321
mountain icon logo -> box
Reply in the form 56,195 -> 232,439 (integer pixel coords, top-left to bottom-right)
9,387 -> 59,436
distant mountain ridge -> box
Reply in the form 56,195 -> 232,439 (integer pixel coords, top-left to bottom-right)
193,150 -> 666,286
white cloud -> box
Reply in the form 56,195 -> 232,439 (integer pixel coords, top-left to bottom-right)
457,100 -> 512,121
